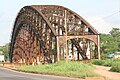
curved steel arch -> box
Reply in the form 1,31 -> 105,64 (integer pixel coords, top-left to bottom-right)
31,5 -> 100,61
10,5 -> 100,64
10,6 -> 57,64
32,5 -> 99,35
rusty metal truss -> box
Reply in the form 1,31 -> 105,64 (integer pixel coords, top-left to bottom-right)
9,5 -> 101,65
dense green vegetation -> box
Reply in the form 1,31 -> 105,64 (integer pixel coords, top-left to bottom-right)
92,59 -> 120,67
0,43 -> 9,61
92,59 -> 120,73
110,64 -> 120,72
17,61 -> 99,78
100,28 -> 120,56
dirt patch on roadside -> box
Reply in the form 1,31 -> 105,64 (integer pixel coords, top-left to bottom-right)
94,65 -> 120,80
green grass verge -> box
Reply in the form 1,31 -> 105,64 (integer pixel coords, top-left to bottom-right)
17,61 -> 99,78
92,59 -> 120,73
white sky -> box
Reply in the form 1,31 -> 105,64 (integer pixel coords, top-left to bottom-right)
0,0 -> 120,46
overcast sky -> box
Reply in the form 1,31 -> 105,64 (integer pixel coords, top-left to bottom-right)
0,0 -> 120,46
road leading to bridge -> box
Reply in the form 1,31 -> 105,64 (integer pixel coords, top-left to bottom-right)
0,67 -> 81,80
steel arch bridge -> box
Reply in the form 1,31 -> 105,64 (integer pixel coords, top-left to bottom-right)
10,5 -> 101,65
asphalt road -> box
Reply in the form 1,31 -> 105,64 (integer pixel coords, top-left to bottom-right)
0,67 -> 80,80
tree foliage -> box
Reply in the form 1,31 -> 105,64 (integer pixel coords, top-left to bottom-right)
0,43 -> 10,61
100,28 -> 120,54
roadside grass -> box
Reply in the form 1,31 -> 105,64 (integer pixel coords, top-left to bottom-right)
92,59 -> 120,73
17,61 -> 99,78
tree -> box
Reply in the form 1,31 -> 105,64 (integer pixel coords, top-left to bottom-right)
109,28 -> 120,37
110,28 -> 120,51
100,28 -> 120,55
100,34 -> 116,54
0,43 -> 10,61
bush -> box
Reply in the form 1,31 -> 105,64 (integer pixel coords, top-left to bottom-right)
101,54 -> 109,60
110,60 -> 120,72
110,63 -> 120,72
92,60 -> 104,65
92,59 -> 120,67
102,59 -> 113,67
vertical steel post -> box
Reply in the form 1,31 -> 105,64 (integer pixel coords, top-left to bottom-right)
65,10 -> 68,62
98,35 -> 101,60
89,41 -> 92,60
72,44 -> 75,61
57,36 -> 60,61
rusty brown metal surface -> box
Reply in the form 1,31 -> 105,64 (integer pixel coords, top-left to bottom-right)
10,5 -> 100,65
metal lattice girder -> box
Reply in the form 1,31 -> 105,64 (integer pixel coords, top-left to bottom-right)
10,5 -> 100,64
